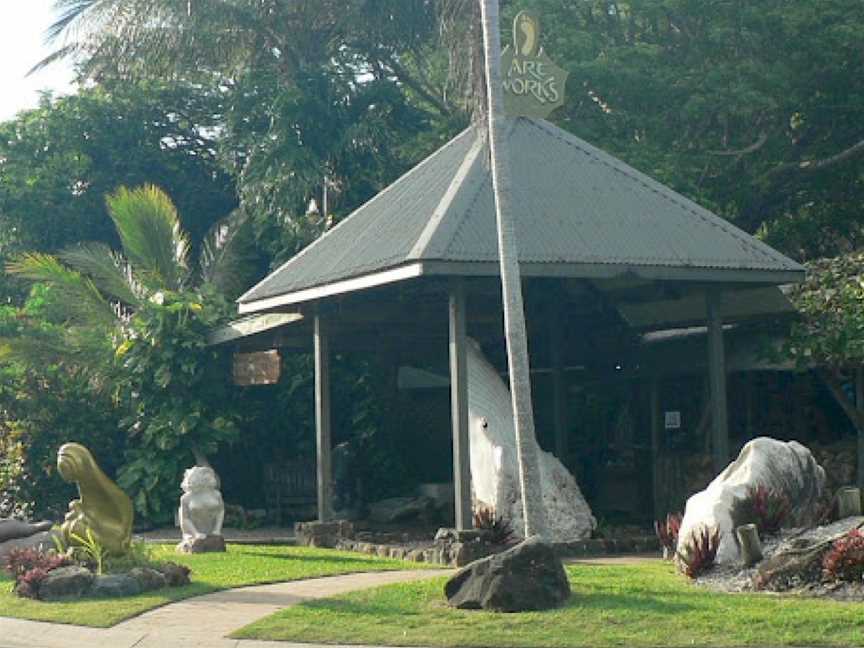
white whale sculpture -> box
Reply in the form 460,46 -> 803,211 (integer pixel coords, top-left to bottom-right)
466,339 -> 596,541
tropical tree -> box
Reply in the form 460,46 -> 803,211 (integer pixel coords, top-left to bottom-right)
5,185 -> 255,522
477,0 -> 545,538
0,81 -> 236,262
39,1 -> 464,265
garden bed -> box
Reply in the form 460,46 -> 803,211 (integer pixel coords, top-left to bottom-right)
0,544 -> 431,627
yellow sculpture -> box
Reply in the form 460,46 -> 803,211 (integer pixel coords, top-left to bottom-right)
57,443 -> 134,555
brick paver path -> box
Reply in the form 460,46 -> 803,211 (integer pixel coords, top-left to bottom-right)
0,569 -> 449,648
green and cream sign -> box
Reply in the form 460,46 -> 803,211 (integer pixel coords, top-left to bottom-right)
502,11 -> 568,119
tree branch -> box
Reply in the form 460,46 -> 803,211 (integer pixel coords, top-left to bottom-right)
708,133 -> 768,157
818,369 -> 864,431
769,138 -> 864,180
383,56 -> 452,118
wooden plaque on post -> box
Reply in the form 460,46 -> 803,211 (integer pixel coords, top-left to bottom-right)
233,350 -> 281,386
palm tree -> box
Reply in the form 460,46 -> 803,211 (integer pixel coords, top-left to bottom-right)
478,0 -> 545,538
6,184 -> 252,370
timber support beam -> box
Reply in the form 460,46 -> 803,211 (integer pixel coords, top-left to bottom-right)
449,279 -> 473,530
314,312 -> 333,522
707,289 -> 730,474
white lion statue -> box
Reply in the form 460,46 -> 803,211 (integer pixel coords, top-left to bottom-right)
177,466 -> 225,553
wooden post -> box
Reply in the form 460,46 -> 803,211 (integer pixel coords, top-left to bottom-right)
838,487 -> 862,518
314,313 -> 333,522
551,302 -> 568,464
650,378 -> 663,520
449,279 -> 473,530
707,289 -> 730,474
736,524 -> 764,567
856,368 -> 864,490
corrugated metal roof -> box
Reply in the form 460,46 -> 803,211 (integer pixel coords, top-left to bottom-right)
239,118 -> 804,308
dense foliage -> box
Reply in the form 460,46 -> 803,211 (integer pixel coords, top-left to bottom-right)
114,292 -> 240,522
785,252 -> 864,433
0,82 -> 236,261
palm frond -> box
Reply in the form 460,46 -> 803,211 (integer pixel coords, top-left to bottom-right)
199,208 -> 260,299
6,253 -> 119,329
106,185 -> 190,292
59,242 -> 143,307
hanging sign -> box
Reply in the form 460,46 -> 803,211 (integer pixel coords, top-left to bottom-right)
233,350 -> 281,386
502,11 -> 569,119
664,411 -> 682,430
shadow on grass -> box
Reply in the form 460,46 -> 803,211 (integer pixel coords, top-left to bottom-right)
239,551 -> 402,566
296,591 -> 695,618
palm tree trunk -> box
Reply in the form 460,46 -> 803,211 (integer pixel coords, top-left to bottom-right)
478,0 -> 545,539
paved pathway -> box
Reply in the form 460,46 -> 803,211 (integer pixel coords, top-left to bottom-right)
0,569 -> 449,648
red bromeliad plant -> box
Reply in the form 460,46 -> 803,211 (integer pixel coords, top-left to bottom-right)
654,512 -> 683,558
745,485 -> 791,536
473,506 -> 516,546
678,526 -> 721,578
823,528 -> 864,582
4,547 -> 70,579
4,547 -> 72,600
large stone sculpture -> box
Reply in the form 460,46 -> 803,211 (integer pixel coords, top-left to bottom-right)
466,340 -> 596,541
677,437 -> 826,565
57,442 -> 134,555
177,466 -> 225,553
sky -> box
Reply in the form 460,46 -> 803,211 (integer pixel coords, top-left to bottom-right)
0,0 -> 76,122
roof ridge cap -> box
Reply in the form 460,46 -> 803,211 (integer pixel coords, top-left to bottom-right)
408,134 -> 484,260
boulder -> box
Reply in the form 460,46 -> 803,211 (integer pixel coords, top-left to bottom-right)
177,534 -> 226,554
369,496 -> 434,524
157,562 -> 192,587
38,566 -> 94,601
678,438 -> 826,565
445,537 -> 570,612
295,520 -> 354,548
91,574 -> 142,598
0,519 -> 53,543
466,340 -> 595,541
129,567 -> 168,591
0,530 -> 58,564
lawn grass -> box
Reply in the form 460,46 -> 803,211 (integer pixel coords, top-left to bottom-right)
234,561 -> 864,647
0,544 -> 427,628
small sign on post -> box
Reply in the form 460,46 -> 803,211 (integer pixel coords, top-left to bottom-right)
502,11 -> 569,119
664,411 -> 682,430
233,350 -> 281,386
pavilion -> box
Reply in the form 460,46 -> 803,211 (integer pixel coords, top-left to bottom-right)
218,116 -> 804,529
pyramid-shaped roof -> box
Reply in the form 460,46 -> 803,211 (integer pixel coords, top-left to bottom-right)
239,118 -> 804,313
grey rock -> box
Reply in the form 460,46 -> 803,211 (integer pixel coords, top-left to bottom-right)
0,519 -> 53,543
158,562 -> 192,587
0,530 -> 58,564
129,567 -> 168,591
294,520 -> 353,548
177,534 -> 226,554
445,537 -> 571,612
369,496 -> 435,524
39,566 -> 94,601
91,574 -> 142,598
434,528 -> 485,543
